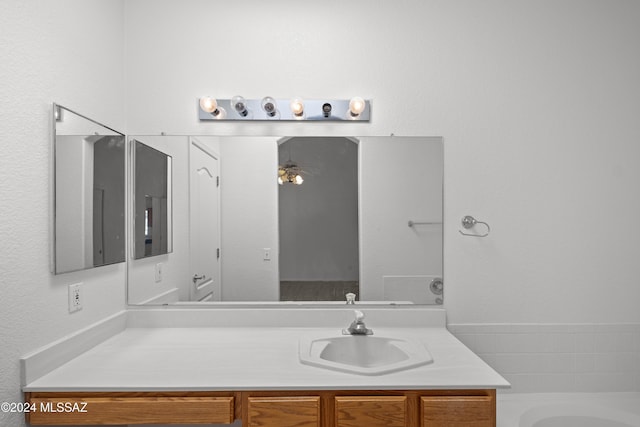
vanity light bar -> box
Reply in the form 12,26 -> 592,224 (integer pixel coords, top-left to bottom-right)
198,97 -> 371,121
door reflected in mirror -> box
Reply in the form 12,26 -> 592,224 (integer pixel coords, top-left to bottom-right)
53,105 -> 125,274
133,140 -> 173,259
189,139 -> 221,302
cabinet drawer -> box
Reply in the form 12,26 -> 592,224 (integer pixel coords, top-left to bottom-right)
247,396 -> 320,427
27,395 -> 234,425
421,395 -> 494,427
335,396 -> 407,427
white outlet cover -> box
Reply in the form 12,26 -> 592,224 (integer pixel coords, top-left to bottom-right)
68,283 -> 82,313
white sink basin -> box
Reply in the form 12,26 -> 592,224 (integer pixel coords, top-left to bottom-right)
299,335 -> 433,375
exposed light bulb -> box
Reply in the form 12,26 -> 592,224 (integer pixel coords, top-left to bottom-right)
215,108 -> 227,119
349,97 -> 365,117
278,176 -> 284,185
261,96 -> 278,117
231,96 -> 248,117
322,103 -> 332,118
290,98 -> 304,117
199,96 -> 218,113
295,175 -> 304,185
199,96 -> 227,118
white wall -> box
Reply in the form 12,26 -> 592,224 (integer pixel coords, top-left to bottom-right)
0,1 -> 125,426
124,0 -> 640,324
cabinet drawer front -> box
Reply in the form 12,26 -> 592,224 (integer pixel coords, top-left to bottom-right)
421,396 -> 494,427
336,396 -> 407,427
247,396 -> 320,427
27,396 -> 234,425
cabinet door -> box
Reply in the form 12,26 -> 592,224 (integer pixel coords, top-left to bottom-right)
421,396 -> 494,427
335,396 -> 407,427
26,396 -> 234,425
246,396 -> 320,427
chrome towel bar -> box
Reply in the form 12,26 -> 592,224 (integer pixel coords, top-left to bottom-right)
407,220 -> 442,227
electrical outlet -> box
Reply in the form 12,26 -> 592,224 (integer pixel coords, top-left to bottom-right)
155,263 -> 163,283
68,283 -> 82,313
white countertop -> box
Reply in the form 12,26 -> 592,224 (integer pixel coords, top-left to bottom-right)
23,319 -> 509,391
25,306 -> 640,423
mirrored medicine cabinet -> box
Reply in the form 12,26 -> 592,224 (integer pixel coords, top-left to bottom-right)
52,105 -> 126,274
52,105 -> 443,306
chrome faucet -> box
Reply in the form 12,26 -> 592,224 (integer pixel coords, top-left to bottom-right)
345,293 -> 356,305
342,310 -> 373,335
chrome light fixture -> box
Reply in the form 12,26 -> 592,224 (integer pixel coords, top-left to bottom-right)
198,96 -> 370,121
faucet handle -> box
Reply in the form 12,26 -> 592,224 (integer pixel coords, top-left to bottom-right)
342,310 -> 373,335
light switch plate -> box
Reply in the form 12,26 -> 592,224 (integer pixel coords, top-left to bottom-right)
155,263 -> 163,282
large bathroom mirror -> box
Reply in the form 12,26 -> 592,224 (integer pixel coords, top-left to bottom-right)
133,139 -> 173,259
52,104 -> 126,274
127,136 -> 443,306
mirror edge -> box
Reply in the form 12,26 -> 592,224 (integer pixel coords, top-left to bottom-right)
50,103 -> 58,274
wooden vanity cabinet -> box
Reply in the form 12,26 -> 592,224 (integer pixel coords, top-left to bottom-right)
241,389 -> 495,427
25,389 -> 495,427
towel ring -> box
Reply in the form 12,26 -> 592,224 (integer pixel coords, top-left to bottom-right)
459,215 -> 490,237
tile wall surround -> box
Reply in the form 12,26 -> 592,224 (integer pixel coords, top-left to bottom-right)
449,323 -> 640,394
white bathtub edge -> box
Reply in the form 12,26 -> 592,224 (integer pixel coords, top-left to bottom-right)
497,392 -> 640,427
